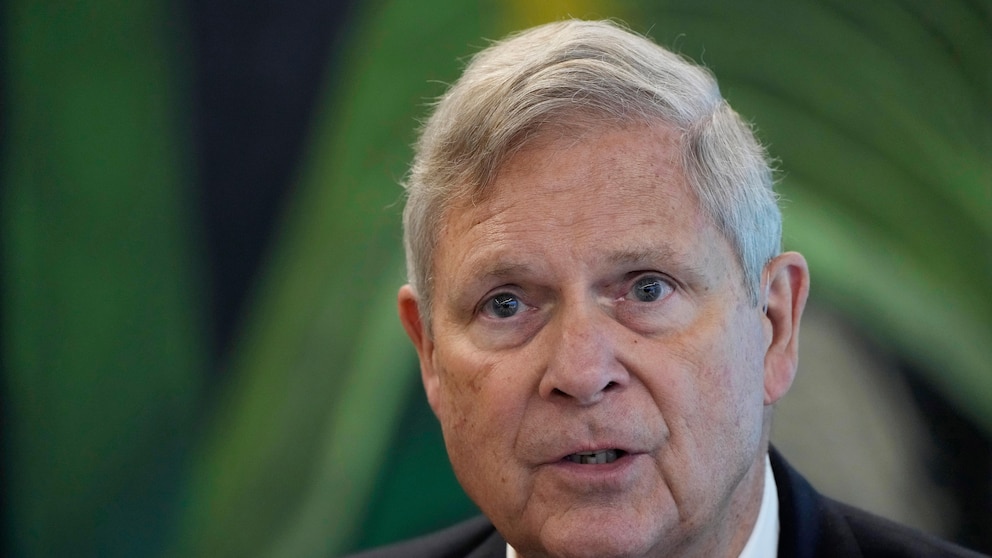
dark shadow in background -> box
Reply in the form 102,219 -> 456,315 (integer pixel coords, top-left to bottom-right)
905,365 -> 992,552
188,0 -> 354,374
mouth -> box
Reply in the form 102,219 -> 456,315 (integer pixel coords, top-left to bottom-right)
564,449 -> 626,465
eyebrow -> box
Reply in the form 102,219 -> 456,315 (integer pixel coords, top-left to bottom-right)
609,245 -> 711,285
446,258 -> 529,290
465,262 -> 535,291
608,245 -> 695,269
608,247 -> 669,266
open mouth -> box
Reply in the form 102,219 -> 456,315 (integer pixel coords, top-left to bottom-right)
565,449 -> 625,464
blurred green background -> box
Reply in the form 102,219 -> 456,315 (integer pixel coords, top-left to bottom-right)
3,0 -> 990,556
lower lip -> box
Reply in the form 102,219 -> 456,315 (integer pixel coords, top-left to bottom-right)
543,452 -> 645,489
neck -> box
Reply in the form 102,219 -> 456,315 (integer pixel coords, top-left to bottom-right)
673,450 -> 768,558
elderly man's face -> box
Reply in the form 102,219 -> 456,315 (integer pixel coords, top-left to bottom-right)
399,123 -> 806,558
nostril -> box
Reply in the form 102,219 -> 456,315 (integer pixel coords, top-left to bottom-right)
544,380 -> 618,403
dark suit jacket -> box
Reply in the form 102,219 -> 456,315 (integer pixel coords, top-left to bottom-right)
347,450 -> 986,557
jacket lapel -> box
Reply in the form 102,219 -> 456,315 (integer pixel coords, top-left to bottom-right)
771,447 -> 863,558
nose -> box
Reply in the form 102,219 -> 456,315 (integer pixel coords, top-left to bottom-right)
538,302 -> 629,405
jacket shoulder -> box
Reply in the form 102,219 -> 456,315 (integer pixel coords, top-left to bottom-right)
828,499 -> 987,558
771,448 -> 987,557
345,516 -> 500,558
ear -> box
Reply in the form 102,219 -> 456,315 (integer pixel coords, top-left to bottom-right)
761,252 -> 810,405
398,284 -> 441,414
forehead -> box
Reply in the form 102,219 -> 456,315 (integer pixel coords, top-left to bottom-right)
490,121 -> 687,198
433,122 -> 732,291
458,122 -> 699,228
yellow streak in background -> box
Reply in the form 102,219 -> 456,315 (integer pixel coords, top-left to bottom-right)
501,0 -> 621,34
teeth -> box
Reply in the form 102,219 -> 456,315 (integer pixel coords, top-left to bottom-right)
566,449 -> 620,464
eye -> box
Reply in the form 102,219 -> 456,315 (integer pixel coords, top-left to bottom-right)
629,275 -> 673,302
483,292 -> 522,318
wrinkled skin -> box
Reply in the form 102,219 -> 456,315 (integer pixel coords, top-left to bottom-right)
399,123 -> 809,558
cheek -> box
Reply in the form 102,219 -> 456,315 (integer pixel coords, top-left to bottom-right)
432,345 -> 533,513
433,344 -> 523,457
434,360 -> 483,436
701,312 -> 768,436
664,310 -> 767,427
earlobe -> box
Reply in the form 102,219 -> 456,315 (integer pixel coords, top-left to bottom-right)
761,252 -> 810,405
398,285 -> 441,413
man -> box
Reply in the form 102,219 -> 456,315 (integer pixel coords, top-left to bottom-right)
354,19 -> 984,558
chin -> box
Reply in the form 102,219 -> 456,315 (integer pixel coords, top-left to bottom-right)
522,508 -> 671,558
539,534 -> 657,558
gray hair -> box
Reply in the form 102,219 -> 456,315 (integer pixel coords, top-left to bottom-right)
403,19 -> 781,329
